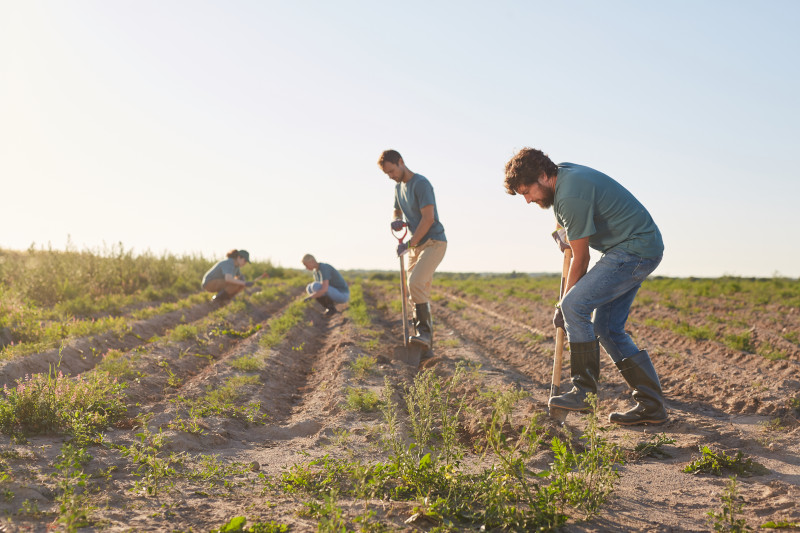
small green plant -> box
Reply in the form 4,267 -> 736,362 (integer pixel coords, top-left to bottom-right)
684,446 -> 768,477
760,520 -> 799,529
350,355 -> 376,379
117,415 -> 182,496
229,355 -> 261,372
345,387 -> 380,412
723,331 -> 754,352
210,516 -> 287,532
707,476 -> 752,532
170,323 -> 200,342
52,443 -> 94,531
157,360 -> 183,388
632,433 -> 676,459
757,341 -> 787,361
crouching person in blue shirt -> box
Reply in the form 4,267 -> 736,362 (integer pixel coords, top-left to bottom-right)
302,254 -> 349,317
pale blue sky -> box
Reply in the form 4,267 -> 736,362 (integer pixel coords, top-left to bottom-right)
2,1 -> 798,277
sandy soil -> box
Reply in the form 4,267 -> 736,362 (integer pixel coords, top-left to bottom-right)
0,278 -> 798,532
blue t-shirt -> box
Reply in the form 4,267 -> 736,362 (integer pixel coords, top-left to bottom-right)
554,163 -> 663,258
314,263 -> 349,293
393,174 -> 446,245
201,258 -> 241,287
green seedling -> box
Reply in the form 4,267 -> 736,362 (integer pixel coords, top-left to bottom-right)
684,446 -> 768,477
707,476 -> 751,532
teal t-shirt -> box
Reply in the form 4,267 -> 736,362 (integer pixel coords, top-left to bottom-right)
201,258 -> 241,287
394,174 -> 447,245
554,163 -> 663,258
314,263 -> 349,293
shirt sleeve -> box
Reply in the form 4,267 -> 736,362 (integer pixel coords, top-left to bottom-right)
558,197 -> 596,241
415,179 -> 436,208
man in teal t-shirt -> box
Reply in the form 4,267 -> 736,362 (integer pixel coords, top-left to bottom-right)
379,149 -> 447,353
504,148 -> 667,426
302,254 -> 349,317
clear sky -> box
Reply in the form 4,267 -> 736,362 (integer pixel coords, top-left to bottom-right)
2,1 -> 799,278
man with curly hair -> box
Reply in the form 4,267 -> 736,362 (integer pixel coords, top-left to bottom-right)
504,148 -> 667,425
379,149 -> 447,353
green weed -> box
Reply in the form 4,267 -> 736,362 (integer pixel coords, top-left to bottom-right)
52,443 -> 94,531
684,446 -> 768,477
0,367 -> 127,443
117,415 -> 182,496
229,355 -> 262,372
345,388 -> 380,412
632,433 -> 676,459
724,331 -> 755,352
707,476 -> 751,532
350,355 -> 376,379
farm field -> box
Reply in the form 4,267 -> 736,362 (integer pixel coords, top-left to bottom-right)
1,249 -> 800,532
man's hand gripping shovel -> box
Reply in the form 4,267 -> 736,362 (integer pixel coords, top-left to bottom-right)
391,224 -> 422,367
549,227 -> 572,424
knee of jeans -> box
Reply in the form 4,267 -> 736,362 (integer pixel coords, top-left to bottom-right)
307,282 -> 321,294
561,292 -> 591,322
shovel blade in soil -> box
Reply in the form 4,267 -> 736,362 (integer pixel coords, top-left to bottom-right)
392,345 -> 422,367
548,405 -> 569,424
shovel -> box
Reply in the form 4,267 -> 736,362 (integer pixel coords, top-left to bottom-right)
549,228 -> 573,423
391,225 -> 422,367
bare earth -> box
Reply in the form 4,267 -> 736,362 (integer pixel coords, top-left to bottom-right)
1,278 -> 798,532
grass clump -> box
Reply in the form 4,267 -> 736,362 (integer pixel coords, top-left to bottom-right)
0,368 -> 127,443
349,355 -> 376,380
684,446 -> 768,477
344,388 -> 380,412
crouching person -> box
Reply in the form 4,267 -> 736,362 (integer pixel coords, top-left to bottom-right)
202,249 -> 252,303
302,254 -> 349,317
504,147 -> 667,425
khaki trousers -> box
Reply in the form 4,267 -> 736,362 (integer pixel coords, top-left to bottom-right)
406,239 -> 446,305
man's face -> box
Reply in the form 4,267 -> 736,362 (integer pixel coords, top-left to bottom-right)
517,178 -> 555,209
302,261 -> 314,271
381,162 -> 404,183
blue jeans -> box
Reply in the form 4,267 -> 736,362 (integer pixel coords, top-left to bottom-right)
306,282 -> 350,304
561,249 -> 662,363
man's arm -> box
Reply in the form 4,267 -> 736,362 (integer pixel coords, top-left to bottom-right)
409,204 -> 435,247
563,236 -> 590,295
309,279 -> 330,299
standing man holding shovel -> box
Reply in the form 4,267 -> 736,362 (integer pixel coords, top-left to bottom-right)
379,150 -> 447,353
503,148 -> 667,425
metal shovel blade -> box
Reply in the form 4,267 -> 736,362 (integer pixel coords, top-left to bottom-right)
548,390 -> 569,424
392,344 -> 422,367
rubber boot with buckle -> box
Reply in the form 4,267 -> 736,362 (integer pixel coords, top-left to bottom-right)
609,350 -> 668,425
548,339 -> 600,412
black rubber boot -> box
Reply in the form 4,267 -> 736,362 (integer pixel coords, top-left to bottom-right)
409,303 -> 433,350
318,295 -> 338,317
548,339 -> 600,412
212,289 -> 231,304
609,350 -> 668,425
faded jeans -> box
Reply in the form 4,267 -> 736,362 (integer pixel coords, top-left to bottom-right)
306,282 -> 350,304
561,248 -> 662,363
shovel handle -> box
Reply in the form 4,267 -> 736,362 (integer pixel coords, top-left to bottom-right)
550,248 -> 573,398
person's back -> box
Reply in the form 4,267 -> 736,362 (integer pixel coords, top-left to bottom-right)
554,163 -> 662,257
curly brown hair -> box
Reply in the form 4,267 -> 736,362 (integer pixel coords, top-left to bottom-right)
378,149 -> 402,167
503,148 -> 558,195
